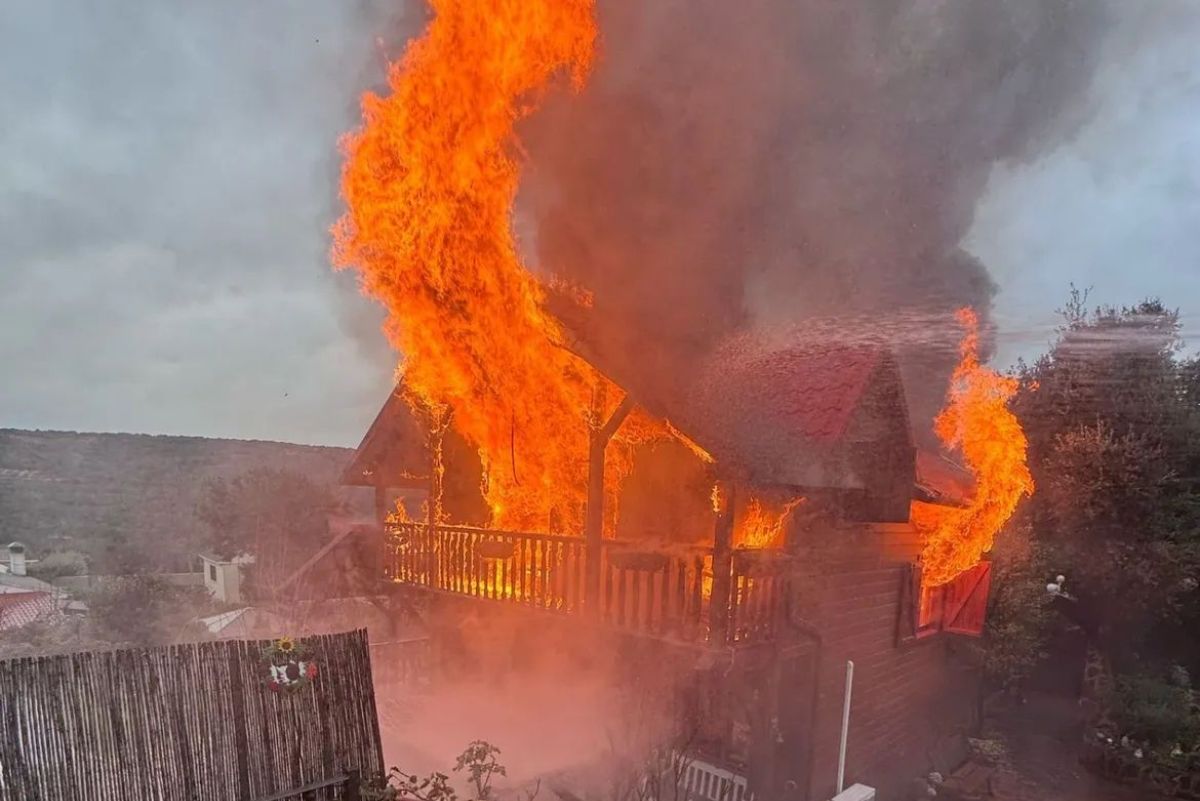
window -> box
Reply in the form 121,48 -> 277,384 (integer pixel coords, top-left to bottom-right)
209,564 -> 218,582
900,562 -> 992,641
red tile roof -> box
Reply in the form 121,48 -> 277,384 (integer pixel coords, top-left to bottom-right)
717,345 -> 886,443
673,341 -> 914,490
0,591 -> 56,630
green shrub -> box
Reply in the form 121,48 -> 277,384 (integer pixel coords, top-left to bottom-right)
1108,673 -> 1200,746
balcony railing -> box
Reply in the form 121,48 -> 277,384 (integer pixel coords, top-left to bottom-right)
384,523 -> 788,646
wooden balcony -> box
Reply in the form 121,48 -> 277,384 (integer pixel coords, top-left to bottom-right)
384,522 -> 789,647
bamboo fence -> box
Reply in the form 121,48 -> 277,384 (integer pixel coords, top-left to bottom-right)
0,629 -> 383,801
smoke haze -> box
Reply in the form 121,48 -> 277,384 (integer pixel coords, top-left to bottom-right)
520,0 -> 1106,435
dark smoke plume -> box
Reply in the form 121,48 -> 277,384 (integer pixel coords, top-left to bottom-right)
520,0 -> 1105,438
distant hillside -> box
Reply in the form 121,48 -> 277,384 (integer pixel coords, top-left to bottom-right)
0,429 -> 368,572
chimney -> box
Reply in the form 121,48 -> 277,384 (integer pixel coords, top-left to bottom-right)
8,542 -> 27,576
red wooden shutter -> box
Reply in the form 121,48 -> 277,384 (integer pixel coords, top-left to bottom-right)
916,572 -> 945,637
896,564 -> 919,643
942,562 -> 992,636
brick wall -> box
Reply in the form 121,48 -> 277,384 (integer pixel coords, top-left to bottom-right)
803,524 -> 977,799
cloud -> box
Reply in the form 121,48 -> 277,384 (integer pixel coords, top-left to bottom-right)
0,0 -> 417,444
2,0 -> 1197,447
969,1 -> 1200,365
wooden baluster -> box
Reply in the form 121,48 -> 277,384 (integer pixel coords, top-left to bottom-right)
501,537 -> 511,599
548,540 -> 557,609
458,531 -> 465,595
602,556 -> 613,623
456,529 -> 464,593
646,568 -> 657,634
568,543 -> 577,612
479,533 -> 487,598
437,526 -> 443,589
481,533 -> 489,599
616,569 -> 628,628
557,542 -> 567,610
485,534 -> 491,597
578,543 -> 587,612
408,524 -> 416,583
549,542 -> 558,610
418,524 -> 425,584
502,537 -> 512,600
677,557 -> 688,631
480,535 -> 488,598
647,569 -> 657,632
398,525 -> 404,580
531,540 -> 541,606
630,568 -> 642,632
489,536 -> 497,599
484,536 -> 492,599
662,557 -> 673,633
398,526 -> 406,581
474,532 -> 480,596
515,537 -> 525,603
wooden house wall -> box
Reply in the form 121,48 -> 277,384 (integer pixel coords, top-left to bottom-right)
802,523 -> 976,799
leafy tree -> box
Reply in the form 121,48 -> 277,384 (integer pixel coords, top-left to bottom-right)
27,549 -> 89,581
972,519 -> 1052,699
86,575 -> 212,646
1013,288 -> 1200,672
196,468 -> 343,598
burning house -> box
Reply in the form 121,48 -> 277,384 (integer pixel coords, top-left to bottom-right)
330,1 -> 1034,798
341,320 -> 1012,798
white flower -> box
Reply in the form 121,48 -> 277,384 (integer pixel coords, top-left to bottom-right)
1047,583 -> 1061,594
1056,575 -> 1066,584
1134,749 -> 1144,759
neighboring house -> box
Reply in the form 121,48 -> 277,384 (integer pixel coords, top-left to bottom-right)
0,543 -> 61,630
0,541 -> 38,575
0,574 -> 60,632
198,606 -> 286,639
344,340 -> 989,800
200,553 -> 254,603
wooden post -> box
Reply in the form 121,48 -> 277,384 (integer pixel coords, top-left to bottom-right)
428,406 -> 451,588
584,392 -> 634,615
373,484 -> 388,528
709,480 -> 736,644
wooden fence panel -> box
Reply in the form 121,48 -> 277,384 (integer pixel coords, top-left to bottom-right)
0,629 -> 383,801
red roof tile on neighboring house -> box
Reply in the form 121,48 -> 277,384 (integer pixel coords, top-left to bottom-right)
0,591 -> 57,630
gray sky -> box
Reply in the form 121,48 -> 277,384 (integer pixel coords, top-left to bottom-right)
971,2 -> 1200,366
3,1 -> 1199,447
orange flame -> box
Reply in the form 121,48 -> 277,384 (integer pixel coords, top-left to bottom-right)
334,0 -> 668,533
734,496 -> 803,549
916,308 -> 1034,586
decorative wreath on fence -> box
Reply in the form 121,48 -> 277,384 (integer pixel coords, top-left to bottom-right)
260,636 -> 319,694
